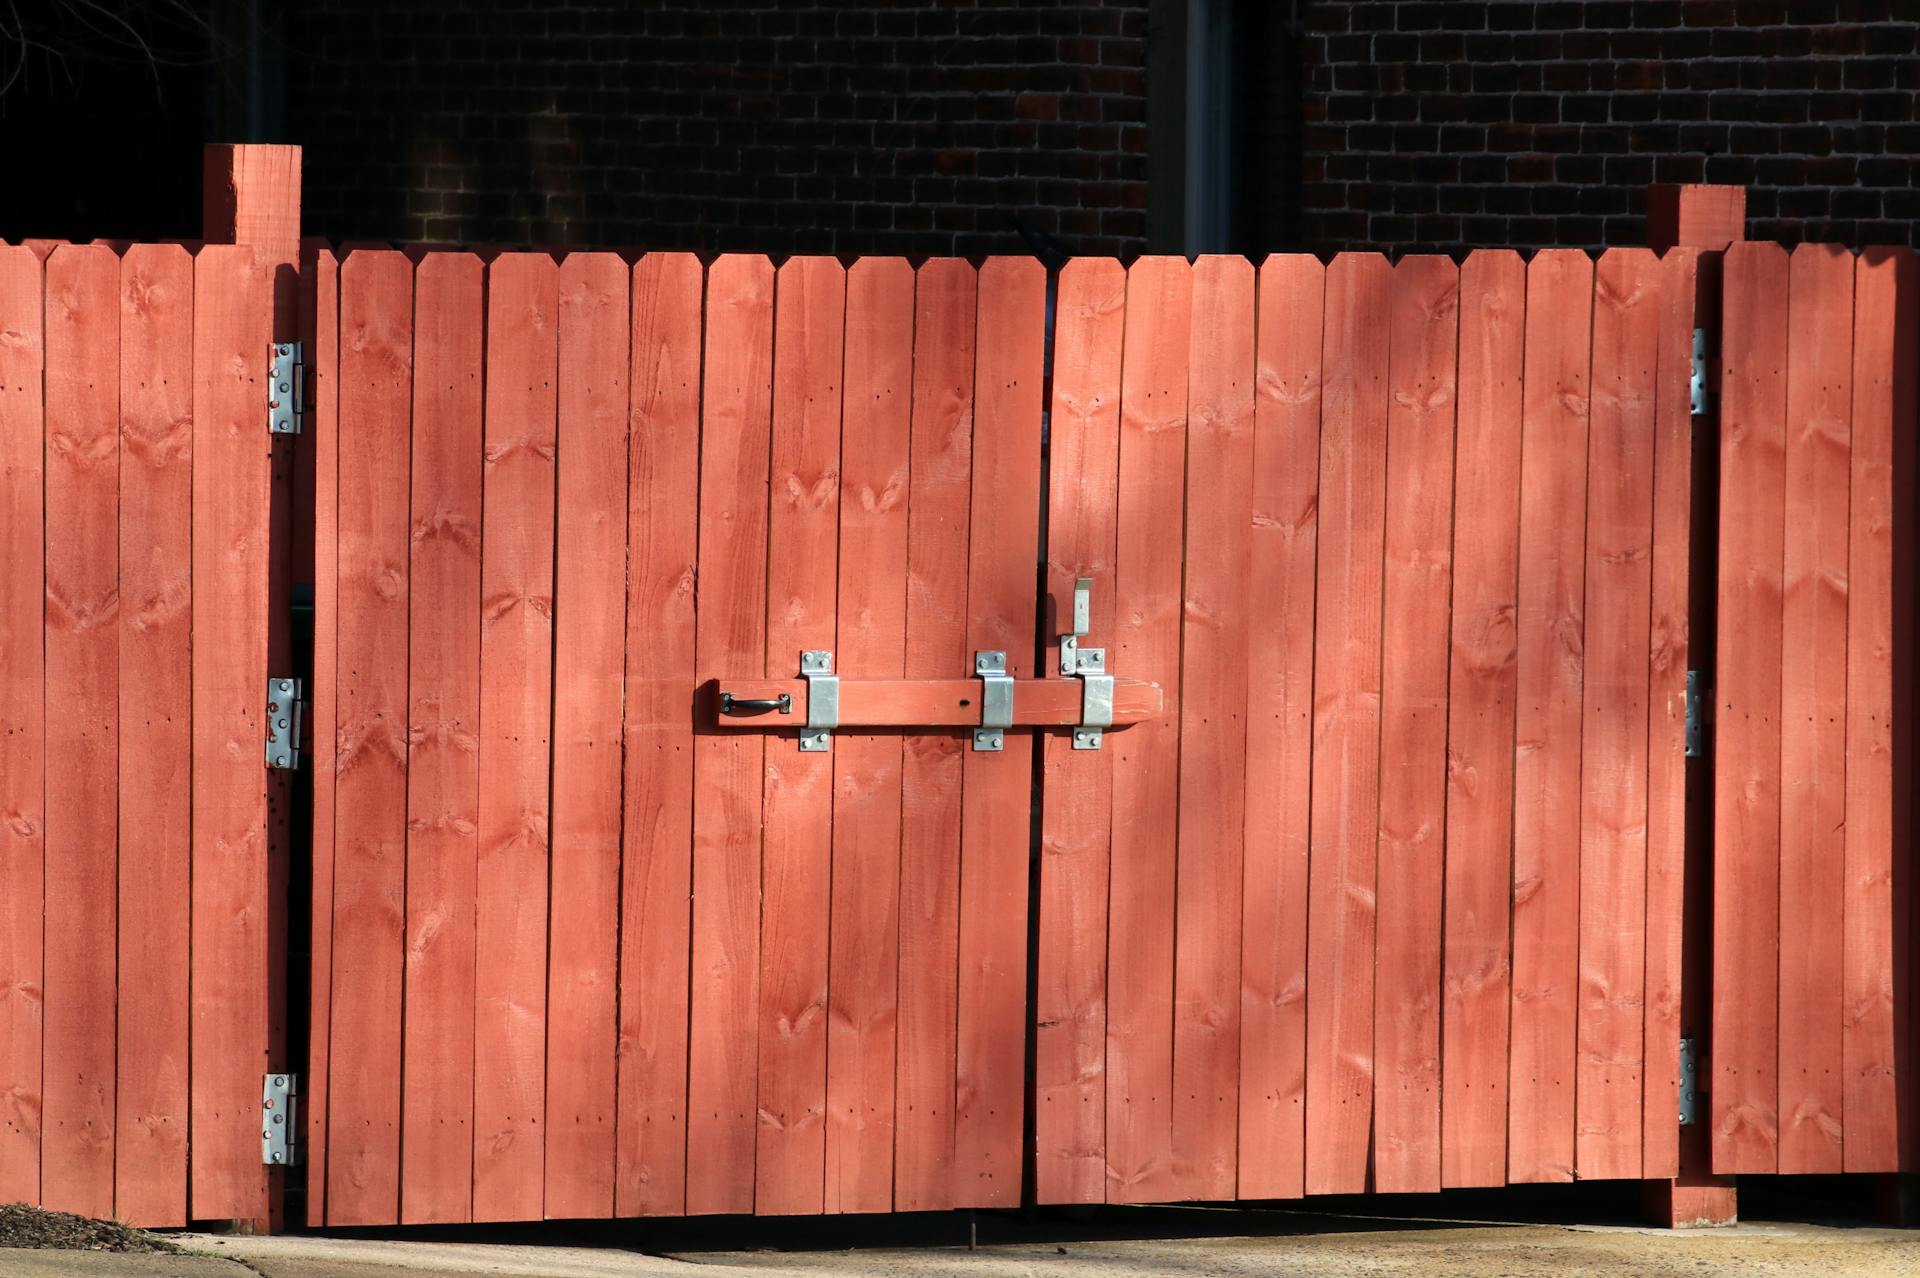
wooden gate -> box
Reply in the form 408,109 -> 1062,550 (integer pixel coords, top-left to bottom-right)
306,249 -> 1058,1223
0,241 -> 283,1227
1032,248 -> 1703,1200
1711,243 -> 1918,1176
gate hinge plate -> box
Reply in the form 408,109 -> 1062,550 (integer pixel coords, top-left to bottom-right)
1684,670 -> 1705,758
1678,1038 -> 1698,1126
262,1073 -> 303,1165
270,342 -> 304,435
267,677 -> 305,770
1689,327 -> 1713,417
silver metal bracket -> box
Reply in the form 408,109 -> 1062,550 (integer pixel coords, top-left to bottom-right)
1689,327 -> 1712,417
974,651 -> 1012,752
1060,577 -> 1113,750
269,342 -> 304,435
262,1073 -> 302,1166
1678,1038 -> 1698,1126
1684,669 -> 1705,758
266,678 -> 304,770
799,650 -> 837,752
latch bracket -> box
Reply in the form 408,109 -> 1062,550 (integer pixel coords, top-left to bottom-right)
269,342 -> 304,435
266,678 -> 304,770
800,650 -> 837,752
262,1073 -> 302,1166
974,651 -> 1013,752
1060,577 -> 1113,750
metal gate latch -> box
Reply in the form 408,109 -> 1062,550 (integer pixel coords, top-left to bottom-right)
800,650 -> 838,752
974,651 -> 1013,752
266,678 -> 304,770
262,1073 -> 302,1166
1060,577 -> 1114,750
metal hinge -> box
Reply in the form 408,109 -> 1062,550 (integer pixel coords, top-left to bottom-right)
266,677 -> 305,770
262,1073 -> 302,1165
269,342 -> 304,435
1689,327 -> 1713,417
1684,670 -> 1705,758
1678,1039 -> 1698,1126
1059,577 -> 1114,750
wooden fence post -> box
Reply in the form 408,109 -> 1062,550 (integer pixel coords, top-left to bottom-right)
1646,183 -> 1747,255
201,141 -> 301,1233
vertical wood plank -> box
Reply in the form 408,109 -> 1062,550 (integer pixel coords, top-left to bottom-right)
1777,244 -> 1853,1176
1712,240 -> 1788,1175
1440,249 -> 1525,1189
1238,253 -> 1322,1202
115,242 -> 194,1227
1305,252 -> 1390,1196
401,253 -> 484,1223
826,258 -> 913,1213
0,247 -> 44,1208
305,246 -> 341,1223
953,256 -> 1044,1206
1508,248 -> 1594,1185
755,255 -> 843,1216
616,252 -> 703,1216
1034,257 -> 1124,1205
687,254 -> 775,1215
473,253 -> 558,1221
1105,255 -> 1190,1204
1170,255 -> 1256,1201
40,244 -> 120,1218
1642,247 -> 1701,1182
892,259 -> 976,1213
1843,247 -> 1917,1173
189,244 -> 274,1223
545,252 -> 630,1220
1574,247 -> 1661,1182
1373,253 -> 1459,1196
327,250 -> 414,1225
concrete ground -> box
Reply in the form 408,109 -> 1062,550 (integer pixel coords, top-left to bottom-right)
4,1211 -> 1918,1278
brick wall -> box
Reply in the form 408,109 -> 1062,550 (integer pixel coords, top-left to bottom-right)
1300,0 -> 1920,252
283,0 -> 1150,257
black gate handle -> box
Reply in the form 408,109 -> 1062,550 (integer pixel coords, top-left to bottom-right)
720,692 -> 792,716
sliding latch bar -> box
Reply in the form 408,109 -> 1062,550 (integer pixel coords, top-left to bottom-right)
974,650 -> 1013,752
1060,577 -> 1114,751
799,650 -> 837,752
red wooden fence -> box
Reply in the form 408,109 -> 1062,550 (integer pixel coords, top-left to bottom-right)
0,241 -> 280,1227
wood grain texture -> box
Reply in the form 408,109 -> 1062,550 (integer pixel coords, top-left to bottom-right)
1842,247 -> 1917,1173
953,257 -> 1043,1206
328,250 -> 414,1225
1305,252 -> 1390,1196
1776,245 -> 1852,1176
400,253 -> 483,1224
1171,255 -> 1256,1202
1035,256 -> 1124,1204
1238,253 -> 1322,1202
616,252 -> 704,1215
1508,248 -> 1593,1185
1440,249 -> 1525,1189
687,254 -> 775,1215
1372,254 -> 1458,1196
826,257 -> 914,1213
0,246 -> 44,1208
473,253 -> 558,1221
1105,255 -> 1190,1203
40,244 -> 120,1218
755,255 -> 842,1216
1642,247 -> 1701,1182
1712,241 -> 1788,1175
1574,247 -> 1660,1182
189,245 -> 274,1224
546,252 -> 629,1220
114,242 -> 194,1227
892,259 -> 975,1213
